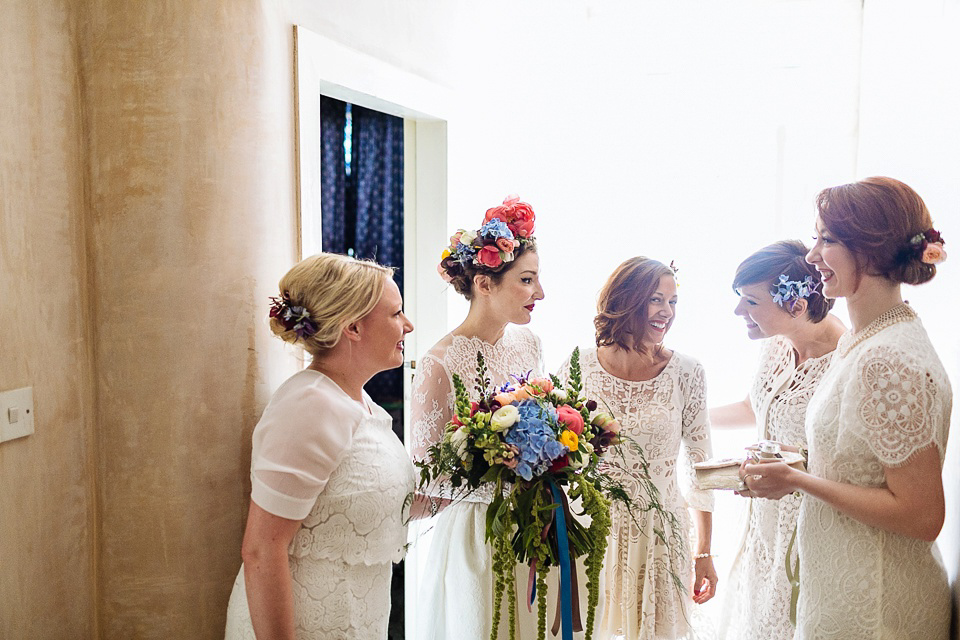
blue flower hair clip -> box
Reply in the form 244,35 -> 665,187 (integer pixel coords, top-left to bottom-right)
771,274 -> 819,311
269,294 -> 319,340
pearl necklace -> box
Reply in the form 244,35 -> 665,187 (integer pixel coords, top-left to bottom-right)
838,303 -> 917,357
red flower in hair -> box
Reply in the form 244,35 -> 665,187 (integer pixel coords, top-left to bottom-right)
478,245 -> 503,268
484,194 -> 537,238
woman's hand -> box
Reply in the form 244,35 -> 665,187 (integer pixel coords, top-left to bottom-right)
739,459 -> 803,500
407,493 -> 451,520
692,556 -> 718,604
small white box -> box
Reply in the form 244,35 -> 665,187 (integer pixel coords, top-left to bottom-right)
0,387 -> 35,443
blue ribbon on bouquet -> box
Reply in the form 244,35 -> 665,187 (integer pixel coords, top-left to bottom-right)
548,479 -> 574,640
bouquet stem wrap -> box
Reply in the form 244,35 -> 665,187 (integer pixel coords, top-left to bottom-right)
549,479 -> 575,640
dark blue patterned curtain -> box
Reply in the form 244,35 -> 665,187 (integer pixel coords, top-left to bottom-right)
351,104 -> 404,403
319,97 -> 404,408
352,104 -> 404,290
319,96 -> 347,254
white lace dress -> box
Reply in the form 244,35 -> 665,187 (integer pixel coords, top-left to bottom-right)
796,310 -> 951,639
561,348 -> 714,640
412,327 -> 597,640
719,336 -> 833,640
224,370 -> 415,640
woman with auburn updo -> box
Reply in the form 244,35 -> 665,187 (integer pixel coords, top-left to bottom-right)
558,257 -> 717,640
224,253 -> 415,640
710,240 -> 846,640
411,195 -> 566,639
742,177 -> 951,639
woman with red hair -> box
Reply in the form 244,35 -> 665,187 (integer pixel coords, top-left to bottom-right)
743,177 -> 951,639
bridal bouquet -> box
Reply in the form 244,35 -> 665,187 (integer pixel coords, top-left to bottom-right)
416,348 -> 674,640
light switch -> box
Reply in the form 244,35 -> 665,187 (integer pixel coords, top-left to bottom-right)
0,387 -> 34,443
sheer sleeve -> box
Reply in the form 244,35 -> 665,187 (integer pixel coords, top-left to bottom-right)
555,352 -> 573,386
410,352 -> 454,463
844,343 -> 950,467
678,358 -> 715,511
250,376 -> 364,520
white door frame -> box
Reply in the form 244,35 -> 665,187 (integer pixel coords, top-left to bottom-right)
293,26 -> 451,637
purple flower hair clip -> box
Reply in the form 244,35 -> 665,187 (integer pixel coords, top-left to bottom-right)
269,294 -> 318,341
771,274 -> 820,311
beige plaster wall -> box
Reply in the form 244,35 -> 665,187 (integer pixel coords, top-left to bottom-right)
3,0 -> 447,635
80,0 -> 299,636
79,0 -> 452,635
0,0 -> 97,637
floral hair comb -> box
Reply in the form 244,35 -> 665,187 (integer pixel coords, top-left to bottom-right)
771,274 -> 819,311
269,294 -> 318,340
907,228 -> 947,265
438,194 -> 536,282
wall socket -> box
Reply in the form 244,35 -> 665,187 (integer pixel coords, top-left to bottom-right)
0,387 -> 35,443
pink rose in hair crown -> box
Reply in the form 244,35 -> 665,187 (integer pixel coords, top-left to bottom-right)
484,194 -> 536,239
496,236 -> 517,253
922,243 -> 947,265
478,245 -> 503,268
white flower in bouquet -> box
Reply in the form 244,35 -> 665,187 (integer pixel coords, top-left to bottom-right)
450,427 -> 470,460
491,405 -> 519,432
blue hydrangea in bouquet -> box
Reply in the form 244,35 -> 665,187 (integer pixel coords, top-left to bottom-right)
416,348 -> 661,640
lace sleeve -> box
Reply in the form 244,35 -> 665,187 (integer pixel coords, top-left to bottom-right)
410,352 -> 453,463
533,332 -> 547,376
846,344 -> 949,467
555,352 -> 573,385
679,358 -> 715,511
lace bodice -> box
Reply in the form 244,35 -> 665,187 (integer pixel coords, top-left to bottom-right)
410,327 -> 544,501
289,402 -> 415,565
562,347 -> 714,510
721,336 -> 834,640
750,335 -> 833,446
796,313 -> 951,638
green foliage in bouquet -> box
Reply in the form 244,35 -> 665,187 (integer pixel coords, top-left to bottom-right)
415,348 -> 682,640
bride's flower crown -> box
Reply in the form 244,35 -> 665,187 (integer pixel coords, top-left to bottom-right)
438,194 -> 537,283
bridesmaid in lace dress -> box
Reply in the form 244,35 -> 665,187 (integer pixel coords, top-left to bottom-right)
410,195 -> 560,640
709,241 -> 845,640
559,256 -> 717,640
224,253 -> 415,640
744,177 -> 951,639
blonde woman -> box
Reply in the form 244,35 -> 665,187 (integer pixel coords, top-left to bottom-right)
743,177 -> 951,639
224,253 -> 415,640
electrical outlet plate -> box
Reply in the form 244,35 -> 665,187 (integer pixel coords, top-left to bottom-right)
0,387 -> 34,443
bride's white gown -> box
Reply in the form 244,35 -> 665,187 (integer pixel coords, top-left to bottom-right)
410,327 -> 599,640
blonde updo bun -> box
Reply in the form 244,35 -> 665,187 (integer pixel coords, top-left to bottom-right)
270,253 -> 393,357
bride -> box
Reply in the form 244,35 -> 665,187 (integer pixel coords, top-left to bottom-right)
410,195 -> 548,639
